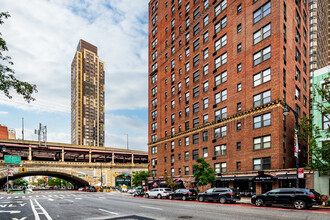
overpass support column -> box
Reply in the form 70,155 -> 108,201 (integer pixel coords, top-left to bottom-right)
28,147 -> 32,161
61,149 -> 65,162
131,154 -> 134,164
112,152 -> 115,164
89,150 -> 92,163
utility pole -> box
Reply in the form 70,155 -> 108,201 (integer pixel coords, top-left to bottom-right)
35,123 -> 47,147
22,117 -> 24,140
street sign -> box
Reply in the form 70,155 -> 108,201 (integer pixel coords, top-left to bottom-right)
142,180 -> 145,186
8,171 -> 13,176
4,155 -> 21,164
298,168 -> 304,178
78,175 -> 85,177
93,176 -> 97,179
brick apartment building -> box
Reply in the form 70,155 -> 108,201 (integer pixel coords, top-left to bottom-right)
148,0 -> 312,194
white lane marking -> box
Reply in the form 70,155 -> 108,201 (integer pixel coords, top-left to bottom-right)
98,197 -> 105,199
98,209 -> 118,215
7,197 -> 11,199
140,206 -> 163,210
75,198 -> 82,200
22,196 -> 25,199
29,196 -> 32,198
48,199 -> 54,201
12,217 -> 27,220
29,199 -> 40,220
15,196 -> 19,198
65,199 -> 74,203
36,196 -> 39,198
34,199 -> 53,220
0,197 -> 3,199
0,210 -> 21,214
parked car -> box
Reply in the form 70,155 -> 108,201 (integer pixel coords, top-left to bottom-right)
251,188 -> 323,209
197,188 -> 241,204
145,188 -> 172,199
169,189 -> 198,201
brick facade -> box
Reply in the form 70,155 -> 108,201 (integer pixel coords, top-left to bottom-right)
148,0 -> 310,192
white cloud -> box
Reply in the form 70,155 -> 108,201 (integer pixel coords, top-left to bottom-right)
0,111 -> 8,114
0,0 -> 149,150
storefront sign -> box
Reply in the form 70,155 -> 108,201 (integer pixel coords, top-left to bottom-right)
253,174 -> 274,182
298,168 -> 304,178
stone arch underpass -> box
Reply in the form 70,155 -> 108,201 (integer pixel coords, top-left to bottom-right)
0,170 -> 89,189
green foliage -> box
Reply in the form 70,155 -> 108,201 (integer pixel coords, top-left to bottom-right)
132,171 -> 150,187
0,12 -> 37,102
37,178 -> 46,186
162,172 -> 176,190
13,178 -> 27,186
47,178 -> 72,187
192,158 -> 216,188
299,73 -> 330,174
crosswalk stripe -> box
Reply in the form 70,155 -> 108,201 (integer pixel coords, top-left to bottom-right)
7,197 -> 11,199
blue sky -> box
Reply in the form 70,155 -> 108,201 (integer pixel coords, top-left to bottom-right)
0,0 -> 149,151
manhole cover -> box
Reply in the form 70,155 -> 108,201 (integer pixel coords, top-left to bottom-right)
178,216 -> 193,219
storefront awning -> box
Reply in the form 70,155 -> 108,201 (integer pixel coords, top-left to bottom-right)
276,174 -> 297,180
216,176 -> 254,181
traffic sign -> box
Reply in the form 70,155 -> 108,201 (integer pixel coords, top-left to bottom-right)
78,175 -> 86,177
298,168 -> 304,178
4,155 -> 21,164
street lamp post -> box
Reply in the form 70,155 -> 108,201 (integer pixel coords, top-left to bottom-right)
283,104 -> 300,188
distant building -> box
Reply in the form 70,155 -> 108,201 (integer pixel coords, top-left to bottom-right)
312,65 -> 330,195
8,129 -> 16,140
71,39 -> 105,147
0,124 -> 8,139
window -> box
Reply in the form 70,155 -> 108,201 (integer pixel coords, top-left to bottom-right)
296,10 -> 301,28
203,64 -> 209,76
203,114 -> 208,124
203,81 -> 208,92
237,63 -> 242,72
171,141 -> 175,151
203,15 -> 208,26
152,122 -> 157,132
322,114 -> 330,130
203,148 -> 208,158
152,170 -> 157,177
215,71 -> 227,86
185,62 -> 190,72
203,98 -> 208,109
237,24 -> 241,33
151,146 -> 158,154
193,39 -> 200,51
193,102 -> 199,113
283,24 -> 286,41
193,133 -> 199,144
203,131 -> 208,142
193,71 -> 200,82
253,23 -> 271,44
184,166 -> 189,175
203,31 -> 209,43
253,45 -> 271,66
237,83 -> 241,92
253,157 -> 271,170
152,110 -> 157,120
215,0 -> 227,17
215,52 -> 227,69
204,0 -> 209,9
237,4 -> 242,14
214,126 -> 227,138
185,92 -> 189,103
193,23 -> 200,36
184,151 -> 189,161
237,122 -> 241,130
214,16 -> 227,34
203,48 -> 209,59
185,47 -> 190,57
295,87 -> 300,100
214,144 -> 226,156
295,29 -> 301,44
215,162 -> 226,173
253,135 -> 271,150
237,103 -> 242,111
185,107 -> 189,116
193,7 -> 200,20
152,50 -> 157,61
171,113 -> 175,123
152,74 -> 157,84
295,104 -> 301,118
171,19 -> 175,29
193,149 -> 199,160
171,168 -> 174,176
237,43 -> 242,53
295,66 -> 301,81
185,33 -> 190,43
185,137 -> 189,146
303,96 -> 307,107
152,26 -> 158,37
253,68 -> 271,86
236,162 -> 241,170
253,113 -> 271,129
215,107 -> 227,121
151,86 -> 157,96
193,118 -> 199,128
295,47 -> 301,63
152,38 -> 158,49
303,78 -> 307,90
215,89 -> 227,104
215,34 -> 227,51
193,55 -> 199,67
253,90 -> 271,107
253,1 -> 271,24
236,142 -> 241,151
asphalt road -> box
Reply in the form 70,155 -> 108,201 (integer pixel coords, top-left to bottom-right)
0,190 -> 329,220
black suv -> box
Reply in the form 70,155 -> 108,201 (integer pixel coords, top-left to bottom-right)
169,189 -> 198,201
251,188 -> 323,209
197,188 -> 241,204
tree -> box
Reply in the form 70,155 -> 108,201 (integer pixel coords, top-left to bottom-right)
193,158 -> 216,192
162,172 -> 176,190
13,178 -> 26,187
37,178 -> 46,186
132,171 -> 150,187
0,12 -> 37,102
299,73 -> 330,174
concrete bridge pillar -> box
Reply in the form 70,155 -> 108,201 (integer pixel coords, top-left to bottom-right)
131,154 -> 134,164
61,149 -> 65,162
28,147 -> 32,161
89,150 -> 92,163
112,152 -> 114,163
